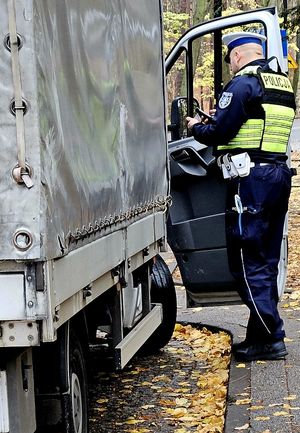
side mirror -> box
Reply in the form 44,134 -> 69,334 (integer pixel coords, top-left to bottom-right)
169,97 -> 199,141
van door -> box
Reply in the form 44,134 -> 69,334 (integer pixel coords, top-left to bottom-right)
166,8 -> 287,306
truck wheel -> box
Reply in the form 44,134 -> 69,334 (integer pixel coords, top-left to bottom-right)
63,330 -> 89,433
141,255 -> 177,354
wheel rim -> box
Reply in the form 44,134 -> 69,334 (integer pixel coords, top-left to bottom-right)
71,372 -> 83,433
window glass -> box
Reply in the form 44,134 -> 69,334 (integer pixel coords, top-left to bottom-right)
166,50 -> 187,121
192,33 -> 215,113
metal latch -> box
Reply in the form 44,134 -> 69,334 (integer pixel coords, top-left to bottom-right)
12,164 -> 34,188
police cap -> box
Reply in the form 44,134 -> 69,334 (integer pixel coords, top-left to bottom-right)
222,31 -> 267,63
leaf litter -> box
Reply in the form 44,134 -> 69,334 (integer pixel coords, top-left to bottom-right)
285,151 -> 300,299
89,324 -> 231,432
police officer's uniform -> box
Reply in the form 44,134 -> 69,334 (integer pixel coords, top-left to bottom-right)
190,32 -> 296,361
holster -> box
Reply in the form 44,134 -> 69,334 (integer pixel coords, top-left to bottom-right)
217,152 -> 251,179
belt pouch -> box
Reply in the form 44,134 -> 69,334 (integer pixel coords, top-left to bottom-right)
231,152 -> 251,177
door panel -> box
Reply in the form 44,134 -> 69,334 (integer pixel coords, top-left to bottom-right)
167,138 -> 236,306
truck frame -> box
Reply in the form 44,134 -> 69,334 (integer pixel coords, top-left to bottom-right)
0,1 -> 176,432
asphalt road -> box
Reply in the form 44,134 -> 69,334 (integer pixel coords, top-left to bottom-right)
291,118 -> 300,151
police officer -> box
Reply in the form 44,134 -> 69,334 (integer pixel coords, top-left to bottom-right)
187,32 -> 296,361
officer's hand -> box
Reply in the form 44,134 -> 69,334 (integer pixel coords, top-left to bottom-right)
186,116 -> 200,130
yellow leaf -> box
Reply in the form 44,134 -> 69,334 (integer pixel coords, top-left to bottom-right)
256,360 -> 266,364
254,416 -> 270,420
94,407 -> 106,413
235,399 -> 251,405
248,405 -> 264,410
236,363 -> 246,368
284,395 -> 297,400
128,430 -> 151,433
165,407 -> 188,417
284,338 -> 294,342
96,398 -> 108,404
175,397 -> 191,407
273,411 -> 290,416
289,301 -> 299,307
234,424 -> 250,430
125,419 -> 145,425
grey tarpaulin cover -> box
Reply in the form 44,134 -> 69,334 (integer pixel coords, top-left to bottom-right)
0,0 -> 168,260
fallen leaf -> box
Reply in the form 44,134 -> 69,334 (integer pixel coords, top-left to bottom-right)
125,419 -> 145,425
94,407 -> 106,413
254,416 -> 270,420
234,423 -> 249,430
284,395 -> 297,400
128,429 -> 151,433
235,399 -> 252,405
175,397 -> 191,407
248,405 -> 264,410
96,398 -> 108,404
236,363 -> 246,368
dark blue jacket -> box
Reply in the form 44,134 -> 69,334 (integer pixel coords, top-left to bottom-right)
191,59 -> 287,162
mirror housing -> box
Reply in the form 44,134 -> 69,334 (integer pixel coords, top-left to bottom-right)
169,97 -> 199,141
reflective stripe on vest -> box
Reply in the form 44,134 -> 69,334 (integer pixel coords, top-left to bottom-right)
261,104 -> 295,152
217,119 -> 263,151
216,64 -> 295,154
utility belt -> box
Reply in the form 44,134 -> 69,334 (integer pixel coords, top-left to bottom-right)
217,152 -> 272,179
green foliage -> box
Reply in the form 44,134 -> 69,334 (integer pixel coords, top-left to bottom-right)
164,11 -> 189,53
163,0 -> 300,112
164,0 -> 264,107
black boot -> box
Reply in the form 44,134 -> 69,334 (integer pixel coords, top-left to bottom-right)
234,340 -> 288,362
232,340 -> 250,352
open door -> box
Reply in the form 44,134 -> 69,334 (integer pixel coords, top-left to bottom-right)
166,8 -> 288,306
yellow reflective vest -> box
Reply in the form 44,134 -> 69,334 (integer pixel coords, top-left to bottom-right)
217,64 -> 296,154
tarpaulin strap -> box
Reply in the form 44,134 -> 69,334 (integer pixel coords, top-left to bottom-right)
7,0 -> 33,188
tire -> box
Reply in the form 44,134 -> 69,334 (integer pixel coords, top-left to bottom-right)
62,330 -> 89,433
141,255 -> 177,354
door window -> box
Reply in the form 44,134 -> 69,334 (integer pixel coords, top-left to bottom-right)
167,21 -> 266,142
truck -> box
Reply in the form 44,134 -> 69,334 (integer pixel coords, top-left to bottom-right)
0,2 -> 176,432
0,2 -> 290,433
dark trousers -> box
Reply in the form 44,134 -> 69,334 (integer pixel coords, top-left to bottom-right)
226,164 -> 292,343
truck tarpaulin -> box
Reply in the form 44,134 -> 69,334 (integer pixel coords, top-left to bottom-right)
0,0 -> 168,260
